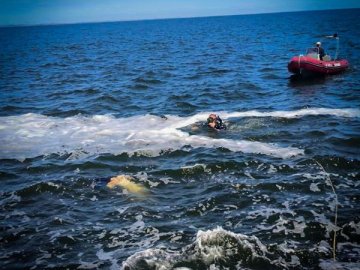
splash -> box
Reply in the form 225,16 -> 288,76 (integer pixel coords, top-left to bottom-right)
0,108 -> 357,161
122,224 -> 360,269
122,227 -> 283,269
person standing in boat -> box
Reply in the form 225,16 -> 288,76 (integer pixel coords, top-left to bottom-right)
316,41 -> 325,60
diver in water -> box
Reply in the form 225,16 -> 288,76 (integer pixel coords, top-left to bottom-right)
207,114 -> 226,130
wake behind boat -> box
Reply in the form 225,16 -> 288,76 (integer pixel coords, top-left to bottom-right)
288,34 -> 349,76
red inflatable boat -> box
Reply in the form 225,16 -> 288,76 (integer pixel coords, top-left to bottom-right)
288,53 -> 349,75
288,35 -> 349,76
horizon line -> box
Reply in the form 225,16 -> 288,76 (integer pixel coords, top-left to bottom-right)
0,7 -> 358,28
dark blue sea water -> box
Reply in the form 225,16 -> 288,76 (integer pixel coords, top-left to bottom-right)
1,8 -> 360,269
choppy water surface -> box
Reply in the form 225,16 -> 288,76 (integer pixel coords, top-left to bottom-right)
1,9 -> 360,269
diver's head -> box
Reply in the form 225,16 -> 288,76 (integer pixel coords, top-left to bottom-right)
316,41 -> 321,47
207,114 -> 217,123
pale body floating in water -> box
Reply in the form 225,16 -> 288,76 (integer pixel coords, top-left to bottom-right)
107,175 -> 148,195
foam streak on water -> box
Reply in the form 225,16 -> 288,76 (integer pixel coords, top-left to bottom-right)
2,107 -> 355,161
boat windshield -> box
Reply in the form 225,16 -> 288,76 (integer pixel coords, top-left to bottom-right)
306,47 -> 320,55
306,47 -> 320,59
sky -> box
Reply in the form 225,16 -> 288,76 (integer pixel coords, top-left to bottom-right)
0,0 -> 360,26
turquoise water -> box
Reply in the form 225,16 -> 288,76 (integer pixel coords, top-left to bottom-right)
0,9 -> 359,269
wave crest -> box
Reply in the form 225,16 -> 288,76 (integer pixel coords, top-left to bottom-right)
1,108 -> 357,161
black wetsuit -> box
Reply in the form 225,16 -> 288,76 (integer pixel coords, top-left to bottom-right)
318,47 -> 325,60
215,117 -> 226,130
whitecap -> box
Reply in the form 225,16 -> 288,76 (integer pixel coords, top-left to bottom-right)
1,108 -> 357,160
122,227 -> 277,269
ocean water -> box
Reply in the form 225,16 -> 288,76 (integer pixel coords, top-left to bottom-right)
1,8 -> 360,269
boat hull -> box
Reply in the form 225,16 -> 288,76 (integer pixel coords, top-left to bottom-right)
288,56 -> 349,75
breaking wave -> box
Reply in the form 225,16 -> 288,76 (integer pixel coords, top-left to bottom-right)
121,226 -> 360,269
0,108 -> 358,161
122,227 -> 283,269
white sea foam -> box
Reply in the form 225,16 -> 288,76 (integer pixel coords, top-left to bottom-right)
220,108 -> 360,119
122,227 -> 275,269
120,221 -> 360,269
319,260 -> 360,270
310,182 -> 321,192
0,108 -> 357,160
